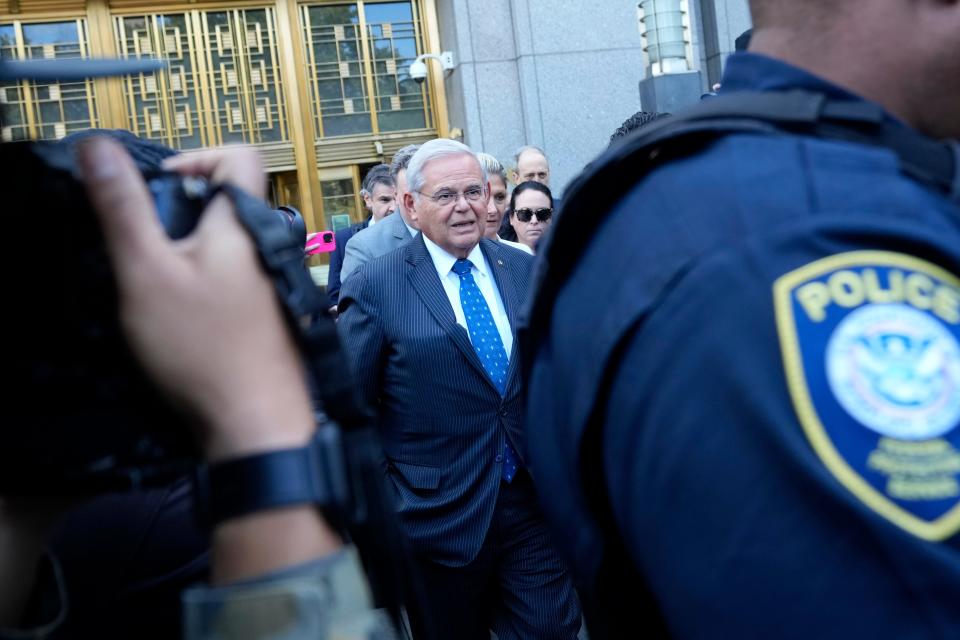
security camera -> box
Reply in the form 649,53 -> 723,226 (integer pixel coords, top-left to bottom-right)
410,59 -> 428,84
409,52 -> 453,85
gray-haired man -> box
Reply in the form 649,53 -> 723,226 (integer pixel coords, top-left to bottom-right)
338,139 -> 580,639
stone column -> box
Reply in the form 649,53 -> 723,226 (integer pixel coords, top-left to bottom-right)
637,0 -> 705,113
698,0 -> 752,88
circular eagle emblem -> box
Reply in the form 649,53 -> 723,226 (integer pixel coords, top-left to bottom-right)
826,303 -> 960,440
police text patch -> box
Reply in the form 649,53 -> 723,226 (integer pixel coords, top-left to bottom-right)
774,251 -> 960,540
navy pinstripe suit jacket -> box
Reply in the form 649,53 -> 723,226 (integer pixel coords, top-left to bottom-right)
338,235 -> 533,567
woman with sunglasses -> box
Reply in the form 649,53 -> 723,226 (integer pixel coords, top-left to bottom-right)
507,180 -> 554,253
477,152 -> 534,255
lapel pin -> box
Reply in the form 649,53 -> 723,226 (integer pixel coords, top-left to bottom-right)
497,259 -> 504,266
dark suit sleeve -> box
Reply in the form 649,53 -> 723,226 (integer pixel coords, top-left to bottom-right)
337,268 -> 386,411
326,230 -> 349,307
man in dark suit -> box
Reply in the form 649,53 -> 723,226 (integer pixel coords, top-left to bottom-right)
338,139 -> 580,640
325,164 -> 395,310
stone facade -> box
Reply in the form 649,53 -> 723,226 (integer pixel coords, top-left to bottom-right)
436,0 -> 752,196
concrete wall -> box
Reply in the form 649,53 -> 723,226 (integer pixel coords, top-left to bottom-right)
437,0 -> 645,197
435,0 -> 750,196
697,0 -> 751,87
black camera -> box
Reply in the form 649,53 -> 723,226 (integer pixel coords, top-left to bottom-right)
2,127 -> 313,495
3,133 -> 212,495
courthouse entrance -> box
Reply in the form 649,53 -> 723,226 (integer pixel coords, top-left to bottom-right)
1,0 -> 448,279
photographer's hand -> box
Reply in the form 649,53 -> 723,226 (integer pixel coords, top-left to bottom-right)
78,139 -> 341,583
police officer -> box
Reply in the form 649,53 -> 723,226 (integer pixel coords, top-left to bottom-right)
523,0 -> 960,637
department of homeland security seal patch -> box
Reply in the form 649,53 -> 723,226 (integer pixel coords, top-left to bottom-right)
775,251 -> 960,540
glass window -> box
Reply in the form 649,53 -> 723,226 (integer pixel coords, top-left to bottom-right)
303,4 -> 372,138
115,13 -> 204,149
320,177 -> 361,229
114,8 -> 288,150
301,1 -> 432,139
201,8 -> 288,145
0,20 -> 98,142
0,24 -> 29,142
364,1 -> 429,133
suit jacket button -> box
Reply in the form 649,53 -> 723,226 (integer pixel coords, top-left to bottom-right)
499,408 -> 508,417
495,454 -> 503,463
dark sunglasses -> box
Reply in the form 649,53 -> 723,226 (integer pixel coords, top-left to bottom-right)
514,207 -> 553,223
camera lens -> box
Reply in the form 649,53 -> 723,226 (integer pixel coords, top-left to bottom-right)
323,232 -> 333,243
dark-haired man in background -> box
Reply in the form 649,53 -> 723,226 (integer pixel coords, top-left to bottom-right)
608,111 -> 670,145
325,164 -> 395,311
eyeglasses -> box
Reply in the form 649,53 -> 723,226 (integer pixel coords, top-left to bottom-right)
416,186 -> 486,207
514,207 -> 553,223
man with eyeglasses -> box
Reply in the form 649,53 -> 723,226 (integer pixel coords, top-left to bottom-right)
338,139 -> 580,640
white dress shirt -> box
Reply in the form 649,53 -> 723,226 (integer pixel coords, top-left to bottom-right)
497,235 -> 534,255
423,235 -> 514,357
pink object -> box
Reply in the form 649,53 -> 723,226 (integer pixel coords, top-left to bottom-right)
306,231 -> 336,255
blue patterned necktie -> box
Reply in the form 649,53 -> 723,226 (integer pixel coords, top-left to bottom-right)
451,258 -> 521,483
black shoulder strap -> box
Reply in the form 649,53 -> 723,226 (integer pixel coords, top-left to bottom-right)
525,89 -> 958,367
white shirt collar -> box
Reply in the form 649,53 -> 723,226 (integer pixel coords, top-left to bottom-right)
368,215 -> 377,227
403,220 -> 418,237
422,235 -> 488,280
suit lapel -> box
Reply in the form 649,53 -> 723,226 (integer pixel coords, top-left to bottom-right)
405,236 -> 499,392
391,213 -> 408,241
480,239 -> 523,387
482,239 -> 520,331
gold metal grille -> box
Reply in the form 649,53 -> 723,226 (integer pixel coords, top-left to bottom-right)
301,0 -> 431,140
201,8 -> 287,145
301,3 -> 371,138
0,0 -> 449,236
113,7 -> 287,149
364,1 -> 430,133
114,13 -> 204,147
0,18 -> 98,142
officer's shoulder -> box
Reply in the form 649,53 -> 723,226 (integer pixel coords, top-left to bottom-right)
673,128 -> 895,176
613,130 -> 903,221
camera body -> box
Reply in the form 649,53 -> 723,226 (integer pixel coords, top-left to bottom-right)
0,59 -> 278,496
4,134 -> 222,494
2,129 -> 315,496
